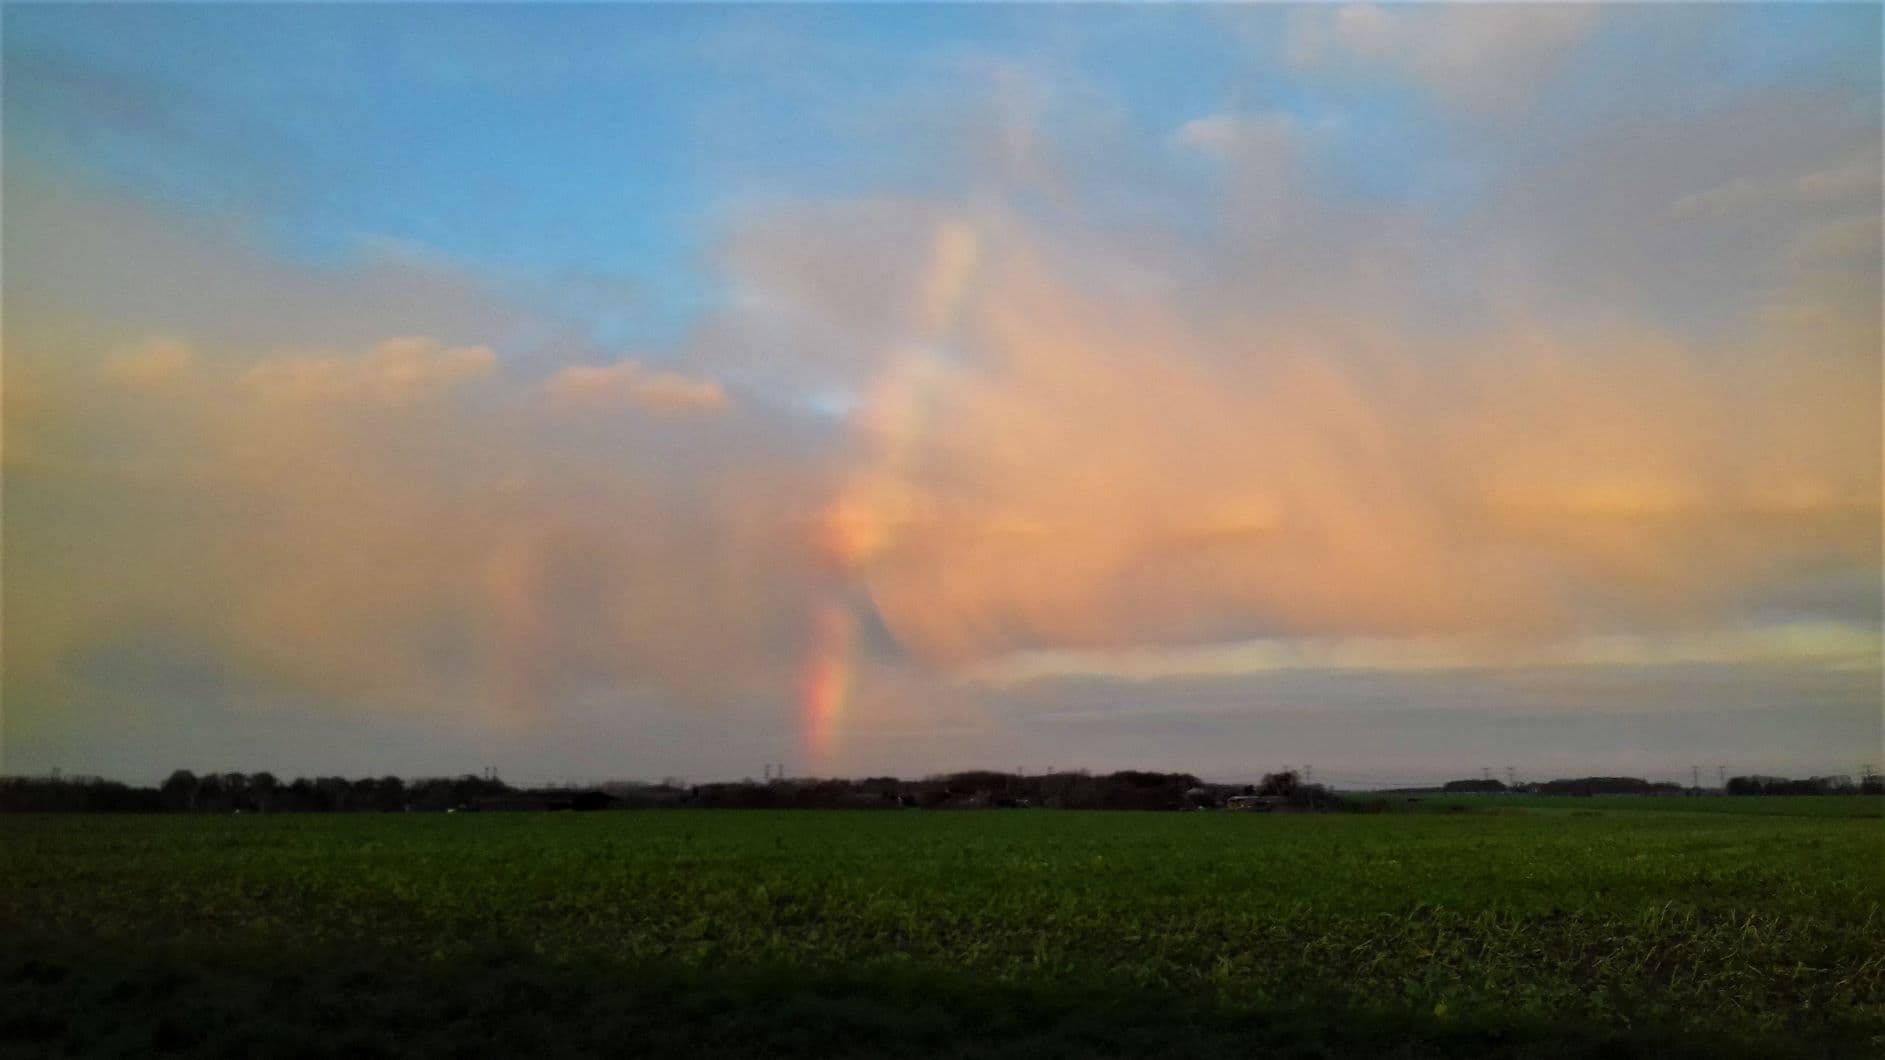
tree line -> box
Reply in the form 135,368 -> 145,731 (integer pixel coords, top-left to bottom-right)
0,771 -> 516,814
1439,774 -> 1881,796
0,768 -> 1334,813
1723,774 -> 1880,796
2,767 -> 1873,814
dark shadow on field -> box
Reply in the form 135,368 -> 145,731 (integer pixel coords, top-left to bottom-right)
0,934 -> 1848,1060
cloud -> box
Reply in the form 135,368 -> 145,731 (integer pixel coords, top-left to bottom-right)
1172,113 -> 1298,161
1289,4 -> 1601,116
103,338 -> 194,387
5,8 -> 1878,781
1786,214 -> 1882,273
1794,156 -> 1883,203
1670,155 -> 1884,220
3,164 -> 539,358
815,216 -> 1877,672
6,182 -> 821,732
240,337 -> 496,407
544,359 -> 729,413
961,621 -> 1881,689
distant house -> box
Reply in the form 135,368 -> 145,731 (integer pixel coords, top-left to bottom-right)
1225,795 -> 1286,812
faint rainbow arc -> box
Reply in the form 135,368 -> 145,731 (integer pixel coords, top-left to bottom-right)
796,221 -> 982,770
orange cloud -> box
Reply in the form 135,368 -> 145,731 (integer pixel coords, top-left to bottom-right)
5,55 -> 1876,771
543,359 -> 729,412
8,328 -> 809,727
801,216 -> 1879,671
240,337 -> 495,407
103,338 -> 195,387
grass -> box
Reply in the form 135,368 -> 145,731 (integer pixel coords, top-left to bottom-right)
3,804 -> 1881,1057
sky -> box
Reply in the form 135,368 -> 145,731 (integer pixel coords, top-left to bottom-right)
3,3 -> 1879,788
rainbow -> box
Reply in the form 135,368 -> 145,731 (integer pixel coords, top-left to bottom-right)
797,598 -> 858,766
795,221 -> 981,770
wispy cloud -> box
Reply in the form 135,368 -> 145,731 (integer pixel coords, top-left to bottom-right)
544,359 -> 729,413
962,623 -> 1882,690
1288,4 -> 1601,117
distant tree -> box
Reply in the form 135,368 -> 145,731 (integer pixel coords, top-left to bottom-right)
220,772 -> 251,812
1725,775 -> 1848,797
374,776 -> 408,812
249,772 -> 279,812
0,778 -> 161,812
1258,770 -> 1299,798
160,770 -> 200,812
85,780 -> 162,812
195,773 -> 226,812
1093,771 -> 1201,810
1535,777 -> 1658,797
348,777 -> 383,812
286,777 -> 318,811
314,776 -> 351,811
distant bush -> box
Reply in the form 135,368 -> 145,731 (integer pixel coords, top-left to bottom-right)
1530,777 -> 1682,797
1726,775 -> 1863,796
0,778 -> 163,813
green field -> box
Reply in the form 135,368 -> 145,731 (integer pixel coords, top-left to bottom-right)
4,803 -> 1882,1058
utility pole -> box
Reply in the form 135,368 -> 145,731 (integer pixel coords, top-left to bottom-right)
1691,765 -> 1700,791
1481,766 -> 1491,783
1505,766 -> 1516,789
1718,765 -> 1726,788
